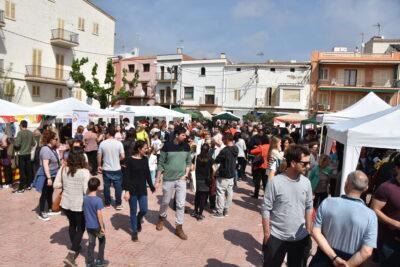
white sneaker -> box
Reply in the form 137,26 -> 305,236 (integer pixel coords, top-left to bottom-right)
38,212 -> 50,221
47,210 -> 61,216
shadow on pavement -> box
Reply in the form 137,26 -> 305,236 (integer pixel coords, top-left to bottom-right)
223,229 -> 262,266
232,196 -> 260,213
145,209 -> 176,234
204,258 -> 240,267
49,226 -> 88,250
110,213 -> 131,235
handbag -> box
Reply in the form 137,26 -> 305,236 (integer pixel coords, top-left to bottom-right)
51,166 -> 64,212
190,156 -> 197,193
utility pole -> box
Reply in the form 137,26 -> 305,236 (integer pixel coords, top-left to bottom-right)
373,23 -> 382,36
254,66 -> 259,112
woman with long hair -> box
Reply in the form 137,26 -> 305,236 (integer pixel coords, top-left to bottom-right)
34,130 -> 60,221
191,143 -> 214,220
84,124 -> 99,175
267,136 -> 284,181
53,150 -> 90,266
123,140 -> 155,242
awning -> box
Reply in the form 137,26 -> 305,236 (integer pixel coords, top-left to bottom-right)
319,87 -> 399,93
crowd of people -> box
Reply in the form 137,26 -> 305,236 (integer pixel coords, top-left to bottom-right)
0,118 -> 399,267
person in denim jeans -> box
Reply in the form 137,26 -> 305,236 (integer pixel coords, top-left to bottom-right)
97,127 -> 125,210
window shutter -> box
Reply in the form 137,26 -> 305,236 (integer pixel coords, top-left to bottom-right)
10,2 -> 15,19
5,0 -> 10,18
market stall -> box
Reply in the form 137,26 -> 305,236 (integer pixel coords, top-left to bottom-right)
213,111 -> 240,121
111,105 -> 190,123
327,105 -> 400,194
273,113 -> 307,127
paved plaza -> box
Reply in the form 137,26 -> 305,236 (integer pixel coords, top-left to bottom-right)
0,175 -> 268,267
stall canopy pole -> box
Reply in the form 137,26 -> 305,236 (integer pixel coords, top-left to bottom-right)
318,122 -> 324,156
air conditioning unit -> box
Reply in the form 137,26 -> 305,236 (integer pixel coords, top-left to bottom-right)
394,80 -> 400,88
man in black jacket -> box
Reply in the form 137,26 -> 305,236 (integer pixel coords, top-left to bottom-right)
213,133 -> 238,218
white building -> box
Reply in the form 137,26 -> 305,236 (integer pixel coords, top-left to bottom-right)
180,53 -> 228,114
0,0 -> 115,107
223,61 -> 311,117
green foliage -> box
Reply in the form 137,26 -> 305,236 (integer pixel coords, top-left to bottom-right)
243,112 -> 257,122
69,58 -> 139,109
259,111 -> 277,125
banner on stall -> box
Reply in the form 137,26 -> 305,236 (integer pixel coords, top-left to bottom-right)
72,110 -> 89,136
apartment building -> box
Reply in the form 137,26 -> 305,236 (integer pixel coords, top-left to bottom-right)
310,38 -> 400,113
113,53 -> 157,106
223,61 -> 310,117
0,0 -> 115,107
180,53 -> 228,114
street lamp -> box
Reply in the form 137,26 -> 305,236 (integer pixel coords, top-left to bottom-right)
66,75 -> 75,97
140,89 -> 146,106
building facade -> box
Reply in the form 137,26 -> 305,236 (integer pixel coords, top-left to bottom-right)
223,62 -> 310,117
180,54 -> 227,114
0,0 -> 115,107
310,39 -> 400,113
113,54 -> 157,106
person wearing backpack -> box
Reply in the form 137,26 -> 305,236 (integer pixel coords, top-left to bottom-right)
250,135 -> 270,199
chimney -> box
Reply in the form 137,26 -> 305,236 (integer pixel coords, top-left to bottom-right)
177,47 -> 183,55
220,52 -> 226,59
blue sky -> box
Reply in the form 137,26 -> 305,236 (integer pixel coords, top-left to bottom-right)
92,0 -> 400,63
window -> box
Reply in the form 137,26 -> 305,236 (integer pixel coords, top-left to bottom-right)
317,92 -> 329,107
344,69 -> 357,86
5,0 -> 16,20
319,68 -> 329,80
75,89 -> 82,101
184,87 -> 194,100
32,85 -> 40,97
205,86 -> 215,104
143,64 -> 150,72
159,90 -> 165,104
290,68 -> 295,72
93,23 -> 99,35
32,49 -> 42,76
270,68 -> 275,72
55,54 -> 64,80
335,93 -> 362,110
200,67 -> 206,76
373,69 -> 391,87
236,68 -> 241,72
128,64 -> 135,73
78,17 -> 85,31
266,87 -> 272,106
55,88 -> 63,99
378,94 -> 392,104
282,89 -> 300,102
141,82 -> 148,96
234,89 -> 240,100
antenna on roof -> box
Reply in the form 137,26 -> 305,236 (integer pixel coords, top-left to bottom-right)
360,32 -> 365,53
373,23 -> 382,37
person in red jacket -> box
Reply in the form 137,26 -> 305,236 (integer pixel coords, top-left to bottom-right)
250,135 -> 270,199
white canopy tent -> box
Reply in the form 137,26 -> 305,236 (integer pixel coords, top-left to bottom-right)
0,99 -> 47,116
30,98 -> 119,119
317,92 -> 391,124
327,105 -> 400,194
317,92 -> 392,155
111,105 -> 190,123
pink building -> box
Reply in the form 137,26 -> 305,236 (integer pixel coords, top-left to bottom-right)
113,55 -> 157,105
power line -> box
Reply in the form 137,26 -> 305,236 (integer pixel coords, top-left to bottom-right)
3,29 -> 115,57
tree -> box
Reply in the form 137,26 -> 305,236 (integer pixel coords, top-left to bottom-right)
69,58 -> 139,109
243,112 -> 257,122
259,111 -> 277,125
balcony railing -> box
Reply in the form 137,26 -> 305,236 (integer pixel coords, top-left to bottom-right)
50,28 -> 79,48
0,10 -> 5,27
25,65 -> 70,85
318,78 -> 397,88
199,96 -> 218,106
156,72 -> 178,82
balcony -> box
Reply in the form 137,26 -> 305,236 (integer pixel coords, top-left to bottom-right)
50,29 -> 79,48
25,65 -> 70,85
318,77 -> 400,93
156,72 -> 177,83
317,52 -> 400,63
199,96 -> 218,106
0,10 -> 5,27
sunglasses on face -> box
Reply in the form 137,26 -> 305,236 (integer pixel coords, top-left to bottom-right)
297,161 -> 311,167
